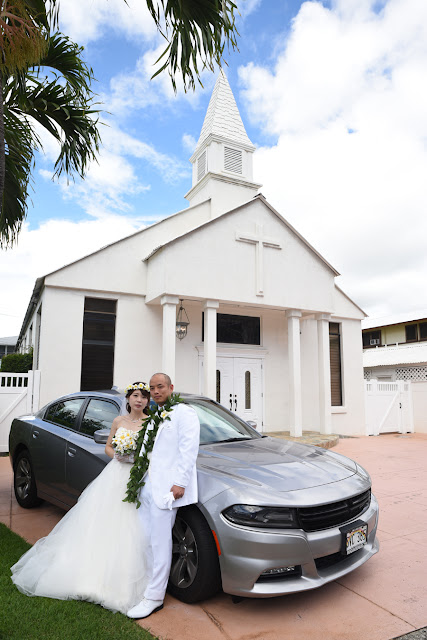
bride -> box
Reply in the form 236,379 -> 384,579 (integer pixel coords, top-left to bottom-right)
11,382 -> 151,614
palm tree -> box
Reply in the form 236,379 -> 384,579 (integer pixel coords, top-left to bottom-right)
0,31 -> 100,246
0,0 -> 53,225
0,0 -> 239,247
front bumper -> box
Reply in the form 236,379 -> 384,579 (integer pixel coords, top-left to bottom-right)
209,493 -> 379,598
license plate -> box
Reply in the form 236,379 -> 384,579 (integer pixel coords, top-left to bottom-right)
340,520 -> 368,555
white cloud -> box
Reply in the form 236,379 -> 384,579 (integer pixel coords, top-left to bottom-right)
58,0 -> 157,45
0,216 -> 145,336
37,122 -> 189,218
182,133 -> 197,154
239,0 -> 427,317
105,45 -> 216,116
238,0 -> 262,18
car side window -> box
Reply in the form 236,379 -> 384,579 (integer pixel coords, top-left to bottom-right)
45,398 -> 85,430
80,399 -> 120,437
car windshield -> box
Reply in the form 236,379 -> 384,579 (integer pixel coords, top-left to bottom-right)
186,399 -> 261,445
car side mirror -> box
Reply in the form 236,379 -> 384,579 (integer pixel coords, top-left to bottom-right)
94,429 -> 110,444
246,420 -> 257,430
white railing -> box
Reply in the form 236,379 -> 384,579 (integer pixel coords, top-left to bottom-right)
0,370 -> 41,452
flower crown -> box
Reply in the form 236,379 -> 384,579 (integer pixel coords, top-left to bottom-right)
124,382 -> 150,393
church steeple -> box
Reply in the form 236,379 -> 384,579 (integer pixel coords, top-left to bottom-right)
185,71 -> 262,217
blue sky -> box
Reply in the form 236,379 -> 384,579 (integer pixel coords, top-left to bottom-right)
29,0 -> 302,226
1,0 -> 427,336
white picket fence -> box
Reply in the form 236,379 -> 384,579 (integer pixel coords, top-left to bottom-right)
364,380 -> 414,436
0,370 -> 41,453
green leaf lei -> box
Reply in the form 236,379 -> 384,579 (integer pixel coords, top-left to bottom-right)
123,392 -> 182,509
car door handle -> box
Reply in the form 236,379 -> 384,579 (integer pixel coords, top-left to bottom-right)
32,430 -> 39,438
67,447 -> 77,457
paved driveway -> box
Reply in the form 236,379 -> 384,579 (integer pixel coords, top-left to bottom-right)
1,433 -> 427,640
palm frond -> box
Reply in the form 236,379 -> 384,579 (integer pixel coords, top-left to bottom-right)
34,33 -> 95,97
148,0 -> 239,92
0,27 -> 102,247
0,112 -> 34,248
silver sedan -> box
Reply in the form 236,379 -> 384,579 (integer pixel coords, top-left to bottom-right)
9,391 -> 379,603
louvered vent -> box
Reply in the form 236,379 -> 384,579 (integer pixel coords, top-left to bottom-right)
197,151 -> 207,181
224,147 -> 243,174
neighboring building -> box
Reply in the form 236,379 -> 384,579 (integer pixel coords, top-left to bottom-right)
362,310 -> 427,382
0,336 -> 17,365
362,310 -> 427,433
16,72 -> 366,436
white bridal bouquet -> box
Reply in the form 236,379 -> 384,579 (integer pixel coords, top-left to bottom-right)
112,428 -> 138,462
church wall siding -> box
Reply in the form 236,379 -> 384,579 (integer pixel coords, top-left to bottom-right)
38,287 -> 84,406
175,302 -> 203,394
44,200 -> 213,295
145,200 -> 336,312
330,318 -> 366,435
260,310 -> 289,432
113,295 -> 154,387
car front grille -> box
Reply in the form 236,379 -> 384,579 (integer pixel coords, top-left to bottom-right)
297,489 -> 371,532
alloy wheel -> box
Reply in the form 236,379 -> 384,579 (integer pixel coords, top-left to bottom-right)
15,457 -> 32,500
170,516 -> 199,588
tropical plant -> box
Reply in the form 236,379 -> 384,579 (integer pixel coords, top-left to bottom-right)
0,0 -> 239,247
0,31 -> 100,247
0,347 -> 32,372
147,0 -> 239,91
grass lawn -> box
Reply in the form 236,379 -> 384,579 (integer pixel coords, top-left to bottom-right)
0,523 -> 156,640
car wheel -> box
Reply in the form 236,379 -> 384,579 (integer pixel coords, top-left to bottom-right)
14,450 -> 42,508
168,506 -> 221,603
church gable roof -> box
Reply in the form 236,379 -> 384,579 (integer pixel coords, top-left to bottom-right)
144,194 -> 340,277
333,285 -> 366,319
194,71 -> 254,153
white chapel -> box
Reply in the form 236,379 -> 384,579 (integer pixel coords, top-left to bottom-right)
16,72 -> 366,436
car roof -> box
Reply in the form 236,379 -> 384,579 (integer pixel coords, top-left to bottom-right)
48,390 -> 209,404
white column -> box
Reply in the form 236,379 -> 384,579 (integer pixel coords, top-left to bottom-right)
316,313 -> 332,434
286,309 -> 302,437
203,300 -> 219,399
161,295 -> 179,383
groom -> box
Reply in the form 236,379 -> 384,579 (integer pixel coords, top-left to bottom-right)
127,373 -> 200,619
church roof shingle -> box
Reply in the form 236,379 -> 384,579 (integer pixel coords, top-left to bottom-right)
195,71 -> 254,152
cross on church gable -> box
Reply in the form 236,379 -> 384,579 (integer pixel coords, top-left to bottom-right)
235,224 -> 282,297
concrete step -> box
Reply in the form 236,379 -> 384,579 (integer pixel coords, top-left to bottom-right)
263,430 -> 340,449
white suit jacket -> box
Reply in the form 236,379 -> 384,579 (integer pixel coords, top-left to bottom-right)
147,402 -> 200,510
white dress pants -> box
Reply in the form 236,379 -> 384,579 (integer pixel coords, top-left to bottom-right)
139,476 -> 177,601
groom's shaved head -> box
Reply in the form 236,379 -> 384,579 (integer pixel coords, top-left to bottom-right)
150,373 -> 174,406
150,372 -> 172,386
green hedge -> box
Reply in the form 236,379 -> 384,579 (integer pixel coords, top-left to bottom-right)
0,349 -> 33,373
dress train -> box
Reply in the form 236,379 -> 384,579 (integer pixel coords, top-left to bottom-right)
11,457 -> 147,614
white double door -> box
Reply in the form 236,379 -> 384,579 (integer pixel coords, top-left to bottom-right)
215,357 -> 263,429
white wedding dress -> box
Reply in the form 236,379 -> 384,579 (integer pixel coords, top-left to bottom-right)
11,429 -> 148,614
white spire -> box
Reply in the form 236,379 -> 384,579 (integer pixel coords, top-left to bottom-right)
194,71 -> 255,152
185,70 -> 261,218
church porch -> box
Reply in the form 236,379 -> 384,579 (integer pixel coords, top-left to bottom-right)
152,295 -> 337,437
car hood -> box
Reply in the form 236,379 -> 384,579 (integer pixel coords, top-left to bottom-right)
197,436 -> 356,492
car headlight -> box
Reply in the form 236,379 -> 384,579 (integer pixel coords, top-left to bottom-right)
222,504 -> 298,529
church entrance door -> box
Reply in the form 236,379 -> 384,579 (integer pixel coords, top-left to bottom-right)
216,357 -> 263,429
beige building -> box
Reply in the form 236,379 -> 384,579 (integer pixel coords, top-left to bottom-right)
363,310 -> 427,433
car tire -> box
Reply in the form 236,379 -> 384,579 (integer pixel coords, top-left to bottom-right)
13,450 -> 42,508
168,506 -> 221,604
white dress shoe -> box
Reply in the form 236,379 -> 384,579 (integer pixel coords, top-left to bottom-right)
127,598 -> 164,619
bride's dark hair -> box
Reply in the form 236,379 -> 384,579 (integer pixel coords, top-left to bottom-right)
125,382 -> 150,415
